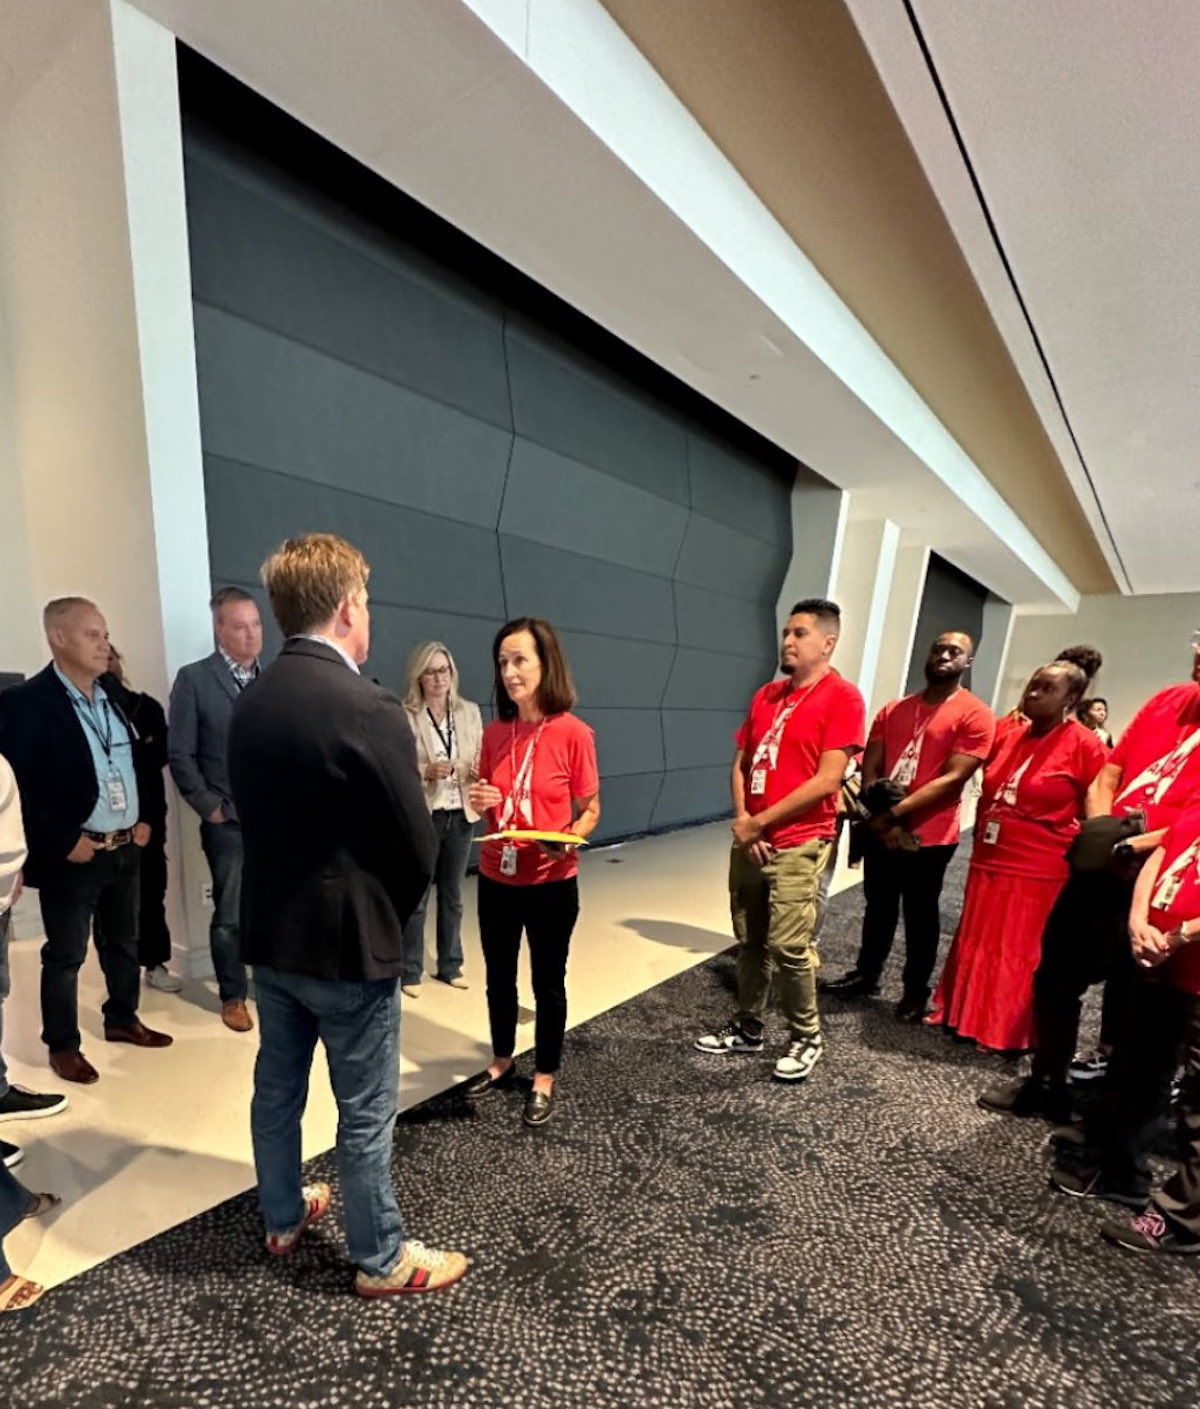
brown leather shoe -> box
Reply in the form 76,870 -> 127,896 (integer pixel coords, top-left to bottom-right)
49,1050 -> 99,1084
221,1000 -> 254,1033
103,1020 -> 173,1049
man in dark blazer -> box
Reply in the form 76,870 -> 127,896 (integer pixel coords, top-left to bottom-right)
0,598 -> 172,1084
230,532 -> 466,1296
169,587 -> 262,1032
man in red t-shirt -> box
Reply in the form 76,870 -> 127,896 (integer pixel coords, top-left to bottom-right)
981,646 -> 1200,1124
694,599 -> 865,1084
820,631 -> 994,1021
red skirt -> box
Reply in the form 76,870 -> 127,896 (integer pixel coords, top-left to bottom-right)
928,865 -> 1066,1053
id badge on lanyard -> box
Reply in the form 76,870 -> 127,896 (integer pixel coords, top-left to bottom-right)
982,818 -> 1000,845
750,768 -> 768,796
105,767 -> 128,812
500,843 -> 519,877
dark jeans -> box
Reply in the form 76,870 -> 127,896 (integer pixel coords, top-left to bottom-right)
0,909 -> 10,1099
401,809 -> 474,984
855,839 -> 958,999
478,875 -> 579,1075
1155,989 -> 1200,1240
200,820 -> 248,1003
1030,868 -> 1137,1088
136,836 -> 171,969
0,1161 -> 34,1281
251,965 -> 404,1277
41,845 -> 142,1053
1085,967 -> 1192,1198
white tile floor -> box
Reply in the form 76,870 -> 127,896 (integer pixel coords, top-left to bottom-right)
3,823 -> 752,1289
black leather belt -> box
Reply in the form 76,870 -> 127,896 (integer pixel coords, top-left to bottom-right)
83,828 -> 135,850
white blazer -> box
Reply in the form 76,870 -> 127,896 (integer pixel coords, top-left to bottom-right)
405,698 -> 485,824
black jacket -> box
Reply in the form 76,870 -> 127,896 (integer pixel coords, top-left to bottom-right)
0,664 -> 162,887
228,637 -> 437,982
101,675 -> 169,833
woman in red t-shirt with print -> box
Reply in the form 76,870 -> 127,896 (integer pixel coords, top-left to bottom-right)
928,661 -> 1106,1052
465,618 -> 600,1128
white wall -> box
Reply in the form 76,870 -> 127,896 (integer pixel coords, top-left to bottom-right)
1005,592 -> 1198,734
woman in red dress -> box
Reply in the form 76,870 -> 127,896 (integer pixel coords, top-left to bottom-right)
928,661 -> 1107,1052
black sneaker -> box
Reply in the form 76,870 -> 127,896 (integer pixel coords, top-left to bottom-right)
693,1022 -> 764,1055
977,1076 -> 1071,1125
1101,1208 -> 1200,1256
817,970 -> 879,998
1068,1050 -> 1109,1084
1049,1161 -> 1147,1210
894,993 -> 929,1024
0,1084 -> 69,1121
1,1139 -> 23,1170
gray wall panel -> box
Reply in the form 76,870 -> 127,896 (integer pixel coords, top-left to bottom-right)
187,110 -> 796,843
185,152 -> 512,428
675,582 -> 777,662
499,537 -> 676,645
674,512 -> 791,601
506,322 -> 690,505
688,433 -> 791,546
662,709 -> 744,771
195,307 -> 512,530
499,438 -> 688,577
574,708 -> 665,778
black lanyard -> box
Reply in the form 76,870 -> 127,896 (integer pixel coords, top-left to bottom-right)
73,693 -> 115,760
427,707 -> 454,758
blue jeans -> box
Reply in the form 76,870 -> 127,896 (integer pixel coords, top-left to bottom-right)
200,821 -> 248,1003
0,909 -> 10,1100
401,809 -> 474,984
251,965 -> 404,1276
0,1162 -> 33,1281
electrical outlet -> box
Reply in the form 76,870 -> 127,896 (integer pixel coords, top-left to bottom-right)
200,882 -> 213,905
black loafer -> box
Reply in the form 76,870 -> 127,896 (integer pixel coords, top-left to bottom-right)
523,1089 -> 553,1127
463,1064 -> 516,1099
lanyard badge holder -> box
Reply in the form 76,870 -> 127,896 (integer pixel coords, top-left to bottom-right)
74,693 -> 130,817
497,723 -> 546,875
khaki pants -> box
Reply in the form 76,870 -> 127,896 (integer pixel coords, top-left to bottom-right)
730,840 -> 832,1040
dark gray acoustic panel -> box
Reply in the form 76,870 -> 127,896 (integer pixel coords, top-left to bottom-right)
184,80 -> 797,843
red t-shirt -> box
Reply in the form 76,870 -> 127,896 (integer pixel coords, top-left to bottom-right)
734,670 -> 865,850
973,719 -> 1107,881
1146,802 -> 1200,997
477,713 -> 599,886
867,688 -> 995,846
1109,683 -> 1200,829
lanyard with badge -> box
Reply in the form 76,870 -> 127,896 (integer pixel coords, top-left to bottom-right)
496,720 -> 547,875
1151,836 -> 1200,911
427,707 -> 460,807
1115,725 -> 1200,811
889,702 -> 938,789
981,727 -> 1062,846
749,675 -> 827,796
72,691 -> 130,815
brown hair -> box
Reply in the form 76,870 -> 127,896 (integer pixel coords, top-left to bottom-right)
492,617 -> 576,721
260,534 -> 370,638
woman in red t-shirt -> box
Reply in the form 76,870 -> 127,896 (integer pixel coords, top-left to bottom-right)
464,618 -> 600,1127
928,662 -> 1106,1052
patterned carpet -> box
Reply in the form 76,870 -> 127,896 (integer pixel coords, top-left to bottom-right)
3,848 -> 1198,1408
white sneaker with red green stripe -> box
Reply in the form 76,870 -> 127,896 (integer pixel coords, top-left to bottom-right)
355,1240 -> 470,1297
265,1182 -> 331,1256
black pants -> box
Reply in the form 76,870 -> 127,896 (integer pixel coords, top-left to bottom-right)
478,875 -> 579,1075
1030,868 -> 1137,1087
39,845 -> 141,1054
1086,967 -> 1193,1198
136,837 -> 171,969
855,840 -> 957,998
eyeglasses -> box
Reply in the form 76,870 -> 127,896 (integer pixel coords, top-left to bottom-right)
422,666 -> 451,678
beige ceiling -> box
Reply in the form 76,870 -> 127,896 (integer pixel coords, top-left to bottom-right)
598,0 -> 1115,595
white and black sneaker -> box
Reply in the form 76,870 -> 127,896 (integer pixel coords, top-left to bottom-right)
0,1084 -> 69,1121
1,1139 -> 24,1170
1068,1050 -> 1109,1083
693,1022 -> 764,1055
773,1034 -> 824,1082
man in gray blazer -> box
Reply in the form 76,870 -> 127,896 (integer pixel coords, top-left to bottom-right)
168,587 -> 263,1032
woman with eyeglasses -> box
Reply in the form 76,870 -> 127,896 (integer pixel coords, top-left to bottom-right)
465,618 -> 600,1127
400,642 -> 484,998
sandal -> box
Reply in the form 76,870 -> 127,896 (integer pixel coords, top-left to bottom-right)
22,1192 -> 62,1222
0,1276 -> 46,1313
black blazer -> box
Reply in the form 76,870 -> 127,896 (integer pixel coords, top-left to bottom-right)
0,664 -> 162,887
228,637 -> 437,982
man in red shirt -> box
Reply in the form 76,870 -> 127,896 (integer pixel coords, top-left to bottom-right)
981,645 -> 1200,1124
695,600 -> 865,1083
821,631 -> 995,1021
